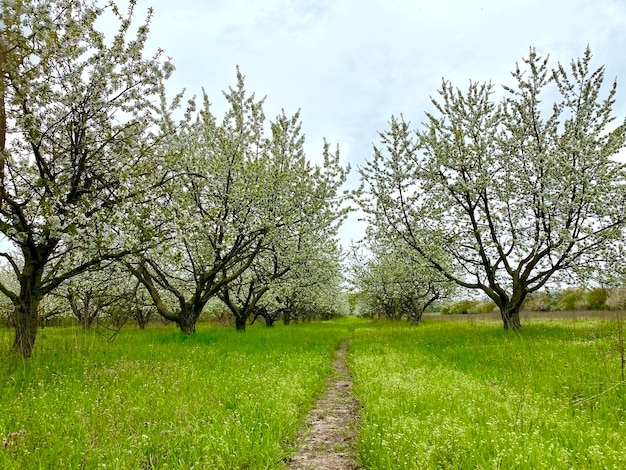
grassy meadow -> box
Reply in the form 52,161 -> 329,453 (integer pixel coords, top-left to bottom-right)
0,322 -> 349,469
1,314 -> 625,469
350,316 -> 626,469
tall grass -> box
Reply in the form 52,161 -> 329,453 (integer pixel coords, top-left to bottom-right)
0,322 -> 351,469
349,318 -> 626,469
3,316 -> 625,469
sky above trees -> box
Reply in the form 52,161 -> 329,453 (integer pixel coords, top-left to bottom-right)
2,0 -> 625,250
76,0 -> 626,245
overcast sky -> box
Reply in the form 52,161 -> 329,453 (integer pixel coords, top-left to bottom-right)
138,0 -> 626,247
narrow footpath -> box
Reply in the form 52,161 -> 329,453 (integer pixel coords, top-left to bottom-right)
288,339 -> 359,470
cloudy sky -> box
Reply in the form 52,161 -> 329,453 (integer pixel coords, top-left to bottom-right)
137,0 -> 626,246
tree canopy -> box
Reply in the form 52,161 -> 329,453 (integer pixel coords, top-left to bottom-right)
0,0 -> 349,357
0,0 -> 174,356
358,48 -> 626,330
128,73 -> 349,333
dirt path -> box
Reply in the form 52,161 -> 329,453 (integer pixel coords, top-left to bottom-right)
288,339 -> 359,470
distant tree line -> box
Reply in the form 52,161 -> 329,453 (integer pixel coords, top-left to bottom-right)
349,285 -> 626,320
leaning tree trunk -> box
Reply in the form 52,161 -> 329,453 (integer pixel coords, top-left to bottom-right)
409,312 -> 423,326
408,300 -> 425,325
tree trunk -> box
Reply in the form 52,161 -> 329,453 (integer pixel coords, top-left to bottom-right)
264,313 -> 275,327
494,286 -> 525,332
12,300 -> 40,358
251,307 -> 275,326
11,260 -> 45,358
283,312 -> 291,325
235,315 -> 247,331
501,306 -> 521,331
178,306 -> 198,334
135,308 -> 151,330
409,312 -> 423,325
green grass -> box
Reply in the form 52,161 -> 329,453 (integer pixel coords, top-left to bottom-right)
2,316 -> 626,469
0,321 -> 351,469
349,318 -> 626,469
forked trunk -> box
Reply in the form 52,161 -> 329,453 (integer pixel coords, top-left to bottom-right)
261,310 -> 275,327
494,286 -> 526,332
135,309 -> 151,330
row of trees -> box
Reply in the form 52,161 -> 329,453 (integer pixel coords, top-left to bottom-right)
0,0 -> 348,357
2,0 -> 626,357
355,47 -> 626,330
348,235 -> 456,324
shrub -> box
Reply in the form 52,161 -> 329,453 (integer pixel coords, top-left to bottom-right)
585,288 -> 608,310
557,288 -> 586,311
473,301 -> 496,314
441,300 -> 481,315
522,292 -> 559,312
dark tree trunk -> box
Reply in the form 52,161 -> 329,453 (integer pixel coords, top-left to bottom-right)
251,307 -> 275,327
178,305 -> 201,334
12,303 -> 39,358
235,315 -> 247,331
493,286 -> 526,332
408,292 -> 439,326
135,308 -> 152,330
179,317 -> 196,334
76,302 -> 98,330
263,314 -> 275,327
498,298 -> 522,331
11,260 -> 45,358
502,308 -> 521,331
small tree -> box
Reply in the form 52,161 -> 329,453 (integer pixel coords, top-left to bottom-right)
51,262 -> 151,329
607,287 -> 626,311
350,236 -> 455,324
359,48 -> 626,331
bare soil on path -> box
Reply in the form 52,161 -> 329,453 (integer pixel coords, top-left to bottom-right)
288,339 -> 359,470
